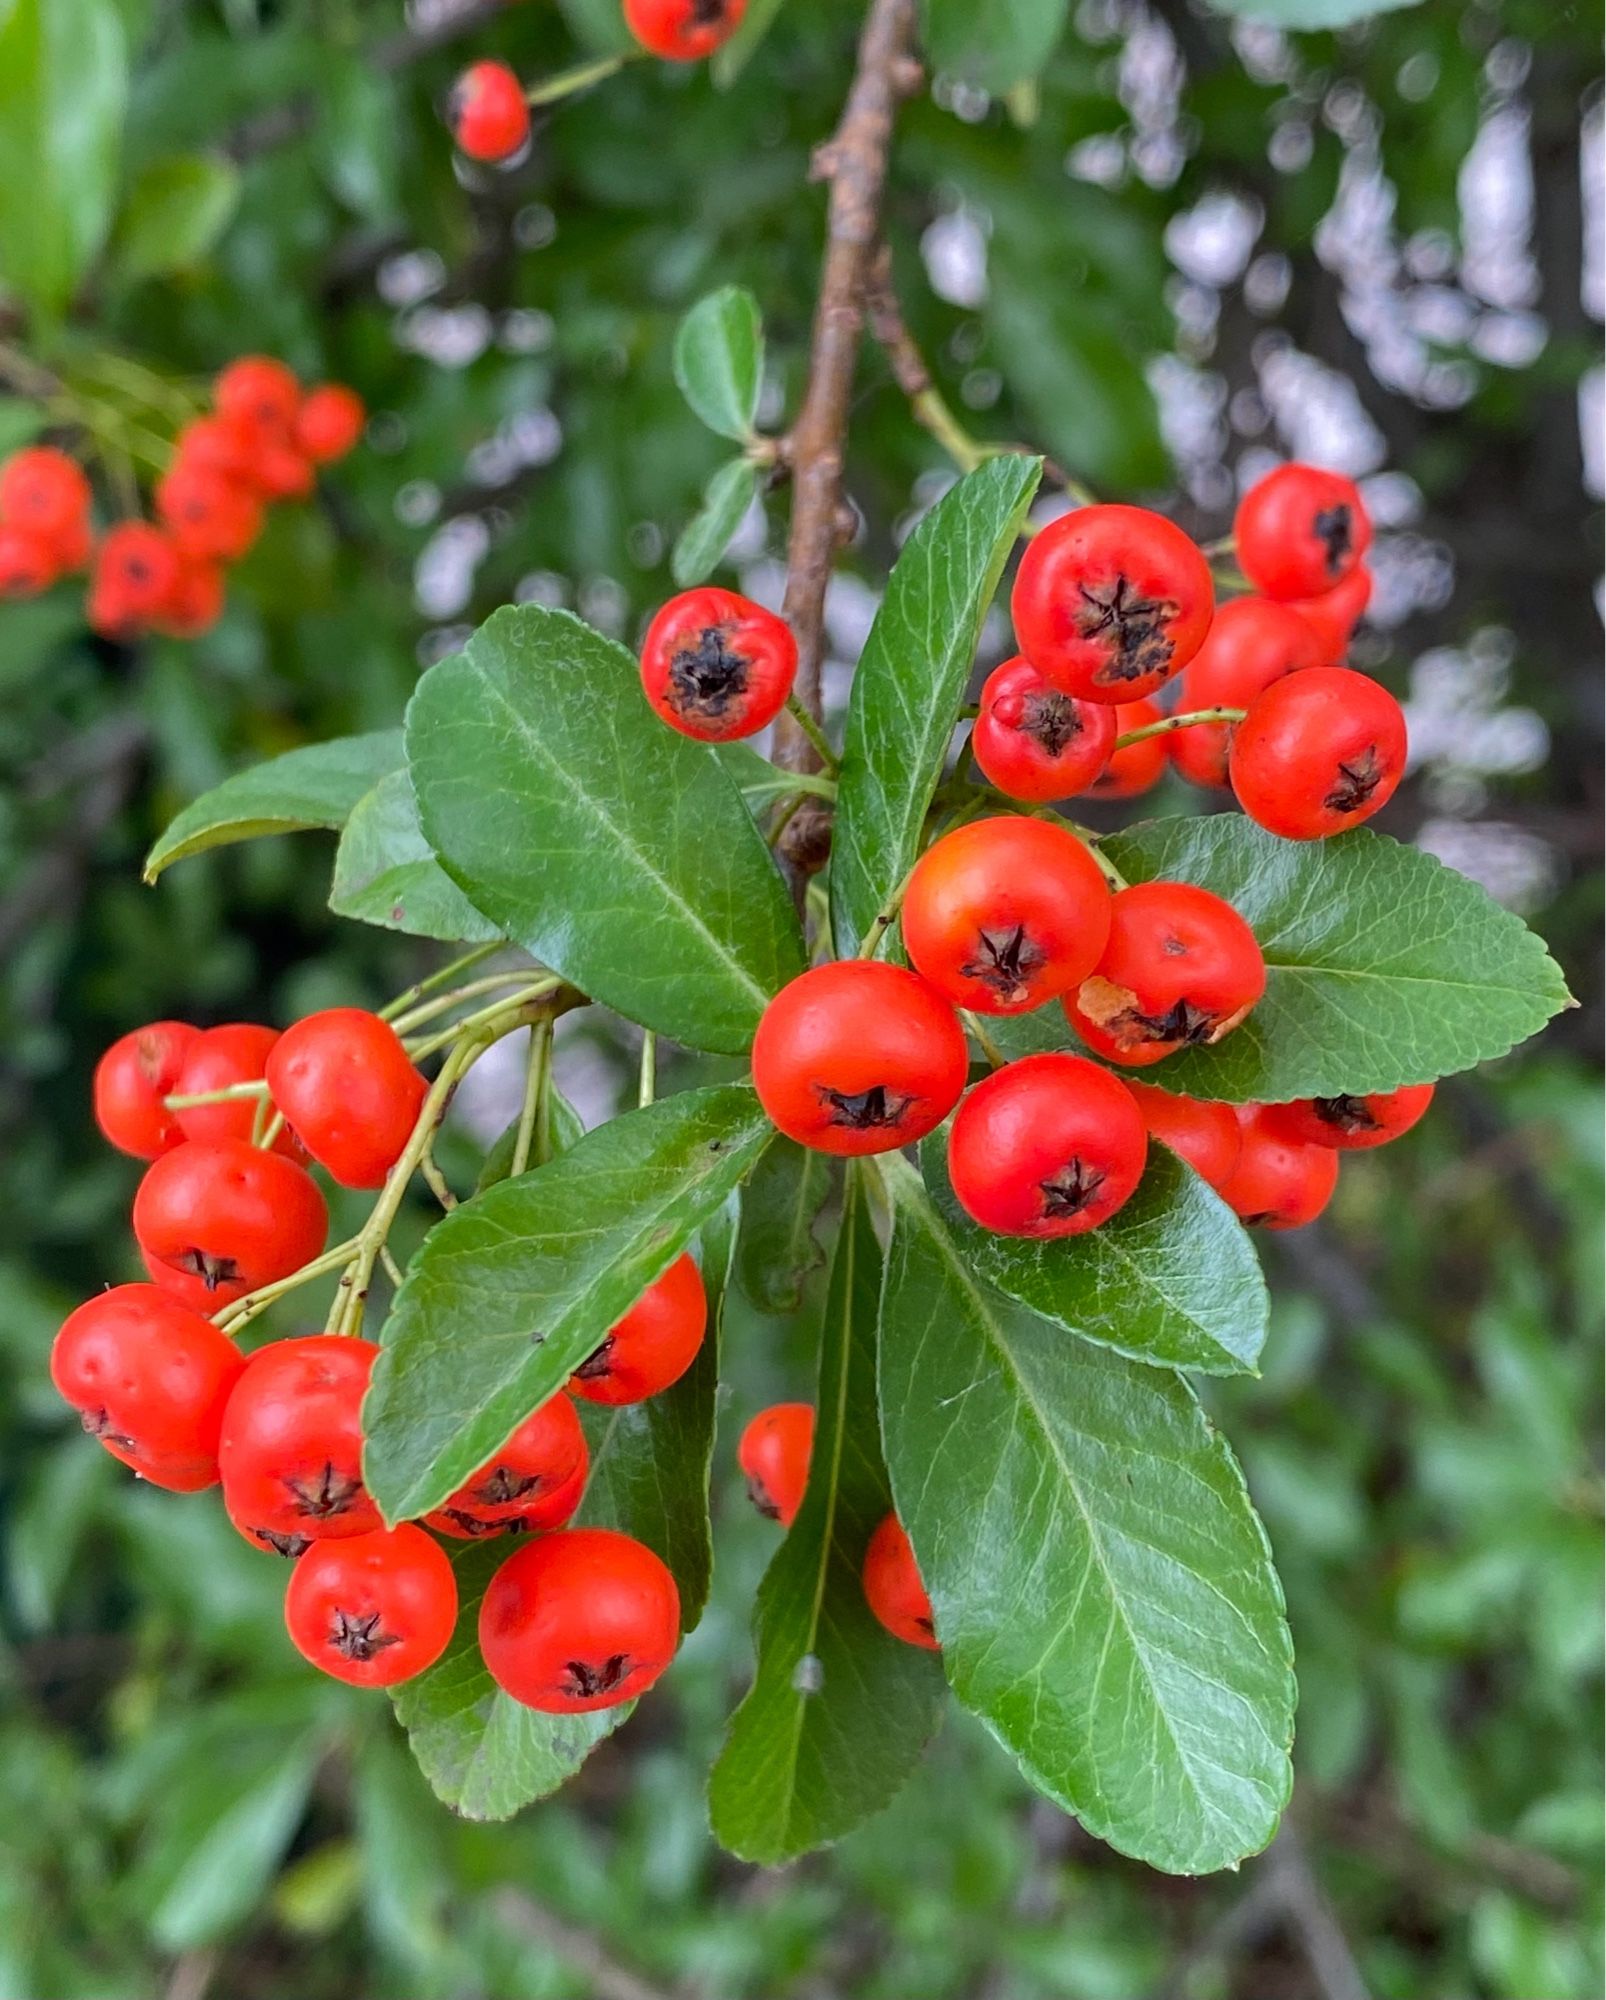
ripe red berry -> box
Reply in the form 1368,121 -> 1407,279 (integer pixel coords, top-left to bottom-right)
862,1513 -> 938,1650
479,1527 -> 680,1713
1218,1105 -> 1339,1230
265,1008 -> 429,1190
214,356 -> 301,438
947,1052 -> 1147,1239
1268,1082 -> 1435,1152
639,586 -> 797,742
155,463 -> 262,563
1066,882 -> 1266,1068
1011,504 -> 1214,704
171,1024 -> 305,1160
1167,596 -> 1321,790
218,1335 -> 380,1551
285,1525 -> 458,1688
294,384 -> 365,463
0,524 -> 58,597
94,1020 -> 200,1159
1285,563 -> 1372,665
971,654 -> 1117,802
624,0 -> 747,58
0,446 -> 92,550
1123,1080 -> 1242,1194
737,1402 -> 813,1527
901,816 -> 1111,1016
173,415 -> 257,486
447,60 -> 531,162
425,1393 -> 590,1540
51,1285 -> 245,1492
1234,463 -> 1372,602
569,1253 -> 707,1405
1230,667 -> 1407,840
752,961 -> 969,1157
133,1139 -> 328,1312
1082,696 -> 1168,799
88,521 -> 182,636
155,559 -> 226,639
247,437 -> 316,503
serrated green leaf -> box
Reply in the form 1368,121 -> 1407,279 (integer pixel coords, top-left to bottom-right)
672,456 -> 757,587
877,1154 -> 1295,1875
831,455 -> 1041,958
406,606 -> 804,1054
392,1540 -> 629,1819
710,1172 -> 944,1862
144,731 -> 403,881
112,152 -> 239,282
923,0 -> 1070,94
710,0 -> 787,85
920,1132 -> 1268,1376
1096,817 -> 1573,1102
364,1086 -> 772,1525
736,1137 -> 834,1316
672,287 -> 763,443
1206,0 -> 1422,24
329,770 -> 500,944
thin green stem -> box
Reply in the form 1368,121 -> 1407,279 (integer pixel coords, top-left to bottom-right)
380,1244 -> 405,1289
419,1149 -> 457,1212
857,854 -> 919,959
213,1234 -> 363,1333
909,387 -> 993,474
510,1019 -> 552,1180
389,970 -> 537,1035
165,1078 -> 269,1111
1201,534 -> 1237,560
783,692 -> 841,777
1114,705 -> 1245,750
767,789 -> 812,850
257,1109 -> 287,1153
403,978 -> 562,1063
964,1013 -> 1005,1069
638,1031 -> 657,1110
75,349 -> 203,427
379,941 -> 503,1021
1065,821 -> 1129,892
526,51 -> 631,106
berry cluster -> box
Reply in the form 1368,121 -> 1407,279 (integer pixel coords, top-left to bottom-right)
58,1001 -> 703,1706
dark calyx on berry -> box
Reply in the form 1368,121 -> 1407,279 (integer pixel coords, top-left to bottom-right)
176,1248 -> 240,1291
1021,688 -> 1084,756
474,1464 -> 545,1504
285,1462 -> 364,1517
1074,577 -> 1178,684
1117,997 -> 1220,1048
692,0 -> 731,19
442,1508 -> 530,1536
1312,1093 -> 1380,1134
746,1477 -> 781,1522
563,1654 -> 631,1698
81,1408 -> 135,1450
1039,1159 -> 1107,1219
1324,746 -> 1383,814
572,1337 -> 614,1382
818,1083 -> 915,1130
254,1528 -> 315,1558
1313,503 -> 1354,574
961,925 -> 1048,1006
668,625 -> 749,722
330,1609 -> 399,1662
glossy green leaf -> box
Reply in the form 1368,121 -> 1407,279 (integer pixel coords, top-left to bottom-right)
672,456 -> 757,587
878,1155 -> 1295,1874
392,1540 -> 629,1820
364,1086 -> 773,1525
1100,817 -> 1574,1102
143,730 -> 403,881
672,286 -> 763,442
736,1137 -> 834,1316
329,770 -> 500,944
112,153 -> 239,282
1206,0 -> 1423,24
711,0 -> 788,84
0,0 -> 127,319
920,1133 -> 1268,1376
406,606 -> 804,1054
923,0 -> 1070,94
710,1173 -> 944,1861
556,0 -> 639,54
831,455 -> 1041,958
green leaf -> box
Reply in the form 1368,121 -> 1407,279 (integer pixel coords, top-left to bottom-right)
556,0 -> 639,54
405,606 -> 804,1054
328,770 -> 500,944
392,1540 -> 629,1819
710,0 -> 787,85
143,730 -> 403,881
920,1133 -> 1268,1376
715,742 -> 827,813
476,1084 -> 586,1193
831,455 -> 1041,958
111,152 -> 239,282
672,456 -> 757,587
877,1154 -> 1295,1875
736,1138 -> 834,1316
1099,817 -> 1574,1102
0,396 -> 45,455
923,0 -> 1070,94
576,1199 -> 735,1632
0,0 -> 127,319
1205,0 -> 1423,24
672,286 -> 763,443
709,1172 -> 944,1861
364,1085 -> 773,1525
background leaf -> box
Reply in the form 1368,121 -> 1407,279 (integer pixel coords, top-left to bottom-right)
736,1138 -> 834,1316
1205,0 -> 1424,24
672,286 -> 764,442
922,0 -> 1071,95
672,457 -> 757,586
328,769 -> 500,944
111,152 -> 239,282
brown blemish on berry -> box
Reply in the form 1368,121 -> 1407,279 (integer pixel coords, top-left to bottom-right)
329,1608 -> 400,1663
81,1407 -> 136,1452
691,0 -> 730,21
1313,503 -> 1353,575
960,924 -> 1048,1007
285,1461 -> 365,1518
441,1508 -> 530,1537
174,1248 -> 241,1292
1039,1157 -> 1107,1220
668,624 -> 749,724
562,1654 -> 632,1699
1074,577 -> 1179,687
1019,687 -> 1083,757
1324,745 -> 1383,815
1240,1210 -> 1276,1227
252,1527 -> 314,1558
1311,1093 -> 1379,1134
817,1082 -> 915,1131
473,1464 -> 546,1505
1076,975 -> 1249,1052
745,1476 -> 781,1522
572,1336 -> 614,1383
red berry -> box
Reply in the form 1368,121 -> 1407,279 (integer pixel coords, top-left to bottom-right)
94,1020 -> 200,1159
171,1024 -> 306,1160
0,446 -> 91,549
1218,1105 -> 1339,1230
479,1527 -> 680,1713
1066,882 -> 1266,1068
155,559 -> 226,639
1011,504 -> 1214,704
0,523 -> 59,597
285,1525 -> 458,1687
173,416 -> 258,486
624,0 -> 747,58
155,463 -> 262,563
89,521 -> 182,634
1234,463 -> 1371,602
736,1403 -> 813,1527
1123,1081 -> 1242,1194
265,1008 -> 428,1190
1267,1082 -> 1434,1152
569,1253 -> 707,1405
50,1285 -> 245,1492
133,1139 -> 328,1312
1081,696 -> 1168,799
218,1335 -> 380,1551
948,1052 -> 1146,1239
971,654 -> 1117,802
214,356 -> 301,438
425,1393 -> 589,1540
447,61 -> 531,162
862,1514 -> 938,1650
247,437 -> 316,503
1285,564 -> 1372,665
1167,596 -> 1321,790
901,816 -> 1112,1016
639,587 -> 797,742
1230,667 -> 1407,840
294,384 -> 365,463
752,961 -> 969,1157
